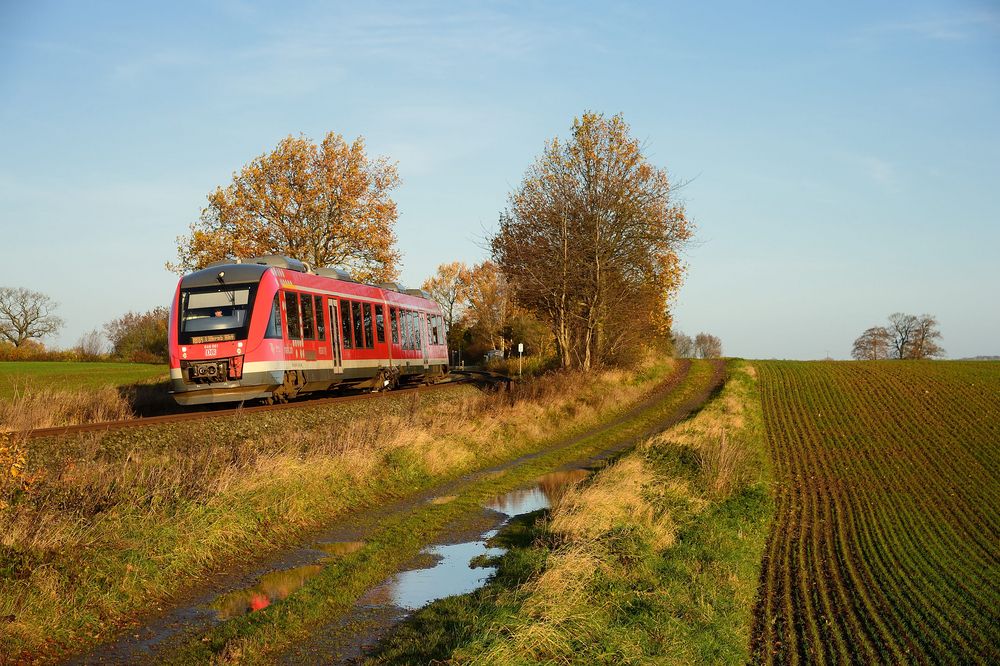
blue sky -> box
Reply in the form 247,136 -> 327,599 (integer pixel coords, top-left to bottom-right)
1,1 -> 997,359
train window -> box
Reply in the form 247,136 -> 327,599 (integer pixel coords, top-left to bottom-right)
314,295 -> 325,341
340,299 -> 353,349
179,287 -> 252,343
404,311 -> 412,350
352,301 -> 363,351
362,302 -> 374,349
390,308 -> 399,345
264,294 -> 282,339
285,292 -> 302,340
375,305 -> 385,344
430,316 -> 439,345
302,294 -> 316,339
414,312 -> 422,349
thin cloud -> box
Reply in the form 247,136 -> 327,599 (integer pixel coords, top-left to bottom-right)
857,9 -> 1000,44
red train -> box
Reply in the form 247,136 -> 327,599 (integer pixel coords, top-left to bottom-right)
168,256 -> 449,405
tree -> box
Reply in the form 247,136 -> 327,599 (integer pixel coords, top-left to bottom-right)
694,332 -> 722,359
857,313 -> 944,360
76,329 -> 106,359
421,261 -> 471,330
887,312 -> 918,360
104,307 -> 169,363
493,112 -> 693,370
170,132 -> 401,283
0,287 -> 64,347
908,314 -> 944,359
671,331 -> 695,358
852,326 -> 891,360
464,261 -> 512,353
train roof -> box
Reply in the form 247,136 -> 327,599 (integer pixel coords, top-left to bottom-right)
179,256 -> 441,312
180,263 -> 269,289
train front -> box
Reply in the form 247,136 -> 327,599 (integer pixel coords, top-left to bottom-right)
168,263 -> 277,405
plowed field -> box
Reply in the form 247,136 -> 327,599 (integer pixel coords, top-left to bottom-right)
751,361 -> 999,664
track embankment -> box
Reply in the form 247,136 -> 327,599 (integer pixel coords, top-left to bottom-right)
751,361 -> 1000,665
17,370 -> 500,440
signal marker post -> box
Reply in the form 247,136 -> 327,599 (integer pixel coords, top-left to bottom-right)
518,342 -> 523,378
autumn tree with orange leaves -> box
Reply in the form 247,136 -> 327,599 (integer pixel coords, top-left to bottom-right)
421,261 -> 471,330
493,112 -> 693,369
169,132 -> 401,283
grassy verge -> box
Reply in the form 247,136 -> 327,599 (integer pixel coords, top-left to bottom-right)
367,359 -> 772,665
1,360 -> 684,663
166,359 -> 718,664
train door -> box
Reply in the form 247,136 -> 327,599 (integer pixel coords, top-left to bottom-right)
329,301 -> 343,373
421,312 -> 430,368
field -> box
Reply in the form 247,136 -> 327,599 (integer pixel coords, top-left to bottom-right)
0,361 -> 167,400
752,361 -> 1000,664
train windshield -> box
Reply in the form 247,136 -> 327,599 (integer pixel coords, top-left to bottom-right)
180,287 -> 253,338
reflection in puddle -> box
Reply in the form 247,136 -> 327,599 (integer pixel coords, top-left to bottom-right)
388,540 -> 504,610
317,540 -> 365,556
212,564 -> 323,619
486,469 -> 590,516
212,542 -> 364,619
428,495 -> 457,505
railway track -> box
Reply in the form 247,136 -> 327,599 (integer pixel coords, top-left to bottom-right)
19,369 -> 508,441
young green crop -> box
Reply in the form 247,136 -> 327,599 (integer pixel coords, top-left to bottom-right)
751,361 -> 1000,665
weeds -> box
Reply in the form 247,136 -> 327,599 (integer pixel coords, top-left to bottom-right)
0,384 -> 135,432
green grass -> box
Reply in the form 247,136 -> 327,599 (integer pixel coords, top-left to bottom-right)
0,361 -> 167,400
751,361 -> 1000,664
364,360 -> 770,665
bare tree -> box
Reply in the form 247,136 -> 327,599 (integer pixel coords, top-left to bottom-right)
76,329 -> 106,359
852,326 -> 892,360
0,287 -> 64,347
908,314 -> 945,359
887,312 -> 918,359
672,331 -> 695,358
694,332 -> 722,358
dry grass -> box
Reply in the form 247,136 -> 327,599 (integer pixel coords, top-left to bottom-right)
0,384 -> 135,432
0,360 -> 674,661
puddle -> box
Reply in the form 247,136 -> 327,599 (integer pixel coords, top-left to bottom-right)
387,539 -> 505,610
486,468 -> 590,516
212,564 -> 324,619
383,468 -> 593,611
428,494 -> 458,505
212,542 -> 365,620
317,540 -> 365,556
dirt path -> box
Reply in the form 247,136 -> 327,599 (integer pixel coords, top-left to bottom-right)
74,360 -> 724,664
279,360 -> 726,665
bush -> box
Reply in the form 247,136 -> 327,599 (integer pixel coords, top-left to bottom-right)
104,307 -> 169,363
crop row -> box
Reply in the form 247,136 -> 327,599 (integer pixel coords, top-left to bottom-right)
751,361 -> 999,664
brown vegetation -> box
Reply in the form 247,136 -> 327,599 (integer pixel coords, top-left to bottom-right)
169,132 -> 401,282
0,384 -> 135,432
